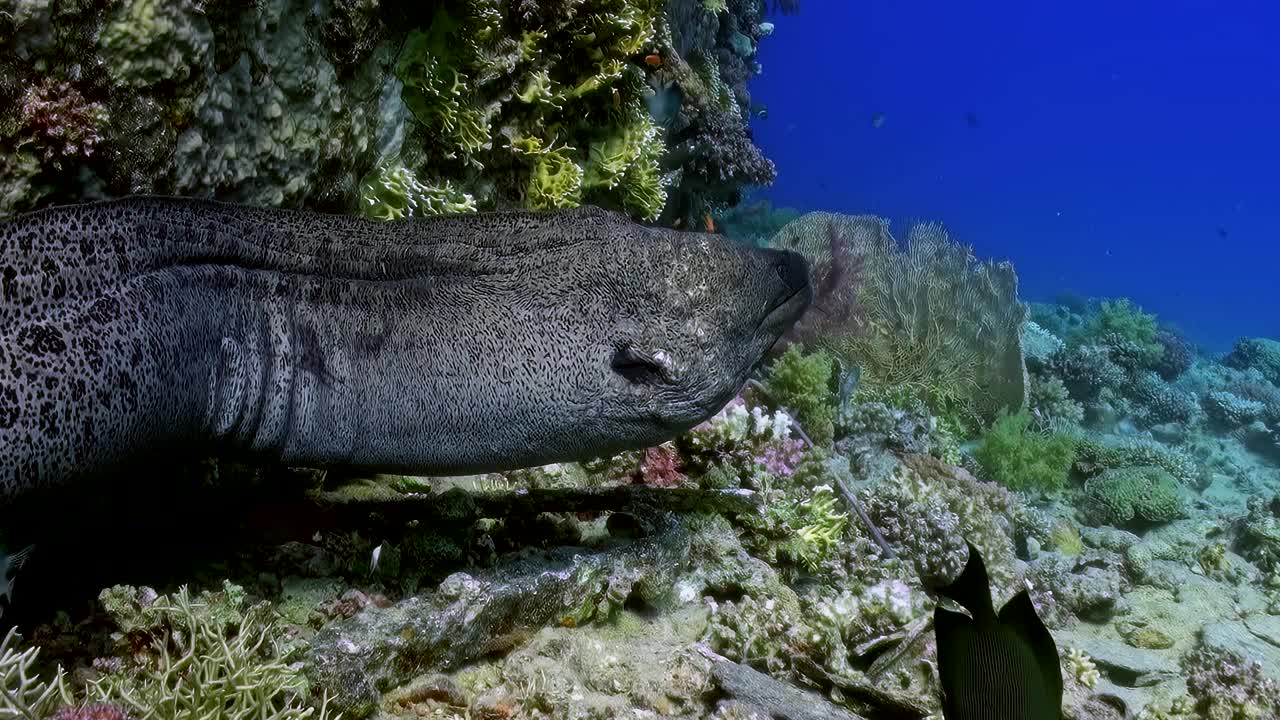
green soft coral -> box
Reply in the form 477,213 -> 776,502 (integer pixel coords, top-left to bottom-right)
98,0 -> 213,88
583,112 -> 668,220
973,410 -> 1076,493
1082,465 -> 1186,527
395,14 -> 494,157
762,345 -> 837,446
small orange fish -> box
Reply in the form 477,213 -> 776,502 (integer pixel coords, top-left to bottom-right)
644,53 -> 662,67
704,214 -> 716,233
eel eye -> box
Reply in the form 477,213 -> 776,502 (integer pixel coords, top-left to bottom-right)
612,344 -> 673,384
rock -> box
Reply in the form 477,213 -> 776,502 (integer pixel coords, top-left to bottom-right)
1060,633 -> 1179,686
1245,613 -> 1280,649
307,517 -> 692,718
695,645 -> 870,720
1200,621 -> 1280,680
1028,551 -> 1127,623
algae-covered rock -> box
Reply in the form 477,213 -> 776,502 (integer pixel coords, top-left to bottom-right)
307,517 -> 692,718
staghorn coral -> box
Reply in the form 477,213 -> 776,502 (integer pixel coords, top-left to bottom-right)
49,704 -> 136,720
863,454 -> 1030,588
1021,321 -> 1064,370
1046,345 -> 1126,403
1130,372 -> 1199,427
1203,390 -> 1265,430
1073,434 -> 1203,489
88,582 -> 336,720
1028,373 -> 1084,431
1223,337 -> 1280,387
0,626 -> 72,718
1153,329 -> 1195,380
770,212 -> 1028,423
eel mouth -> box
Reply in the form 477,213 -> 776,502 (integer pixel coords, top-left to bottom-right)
760,280 -> 814,333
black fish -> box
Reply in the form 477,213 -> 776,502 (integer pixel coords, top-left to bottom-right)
934,542 -> 1063,719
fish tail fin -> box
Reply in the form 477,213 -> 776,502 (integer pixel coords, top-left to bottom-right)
936,541 -> 995,618
999,590 -> 1065,711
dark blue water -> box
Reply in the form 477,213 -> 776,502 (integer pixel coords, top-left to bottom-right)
751,0 -> 1280,353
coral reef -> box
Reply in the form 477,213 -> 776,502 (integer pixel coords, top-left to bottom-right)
0,626 -> 70,717
0,0 -> 780,222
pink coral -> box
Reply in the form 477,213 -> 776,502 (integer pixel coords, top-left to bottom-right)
20,78 -> 107,167
756,438 -> 805,477
637,445 -> 686,488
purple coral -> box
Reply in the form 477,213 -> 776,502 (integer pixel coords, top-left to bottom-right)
1184,645 -> 1280,718
1153,329 -> 1194,380
49,704 -> 136,720
756,438 -> 805,477
20,78 -> 107,167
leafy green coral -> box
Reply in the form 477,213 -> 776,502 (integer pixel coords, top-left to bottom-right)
1081,465 -> 1186,527
88,582 -> 335,719
358,163 -> 477,219
97,0 -> 213,89
390,0 -> 670,220
763,345 -> 837,446
973,410 -> 1076,493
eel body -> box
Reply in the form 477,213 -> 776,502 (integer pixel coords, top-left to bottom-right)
0,197 -> 810,499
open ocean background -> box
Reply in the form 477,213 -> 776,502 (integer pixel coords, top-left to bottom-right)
751,0 -> 1280,353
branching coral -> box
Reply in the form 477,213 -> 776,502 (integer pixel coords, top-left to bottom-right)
770,212 -> 1028,423
1072,434 -> 1203,489
1027,373 -> 1084,431
0,626 -> 72,719
88,582 -> 336,720
1184,645 -> 1280,719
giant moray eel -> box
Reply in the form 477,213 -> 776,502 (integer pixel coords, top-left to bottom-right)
0,197 -> 811,499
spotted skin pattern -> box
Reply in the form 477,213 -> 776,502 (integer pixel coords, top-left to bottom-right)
0,197 -> 811,501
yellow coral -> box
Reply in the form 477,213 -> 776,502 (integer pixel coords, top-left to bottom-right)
1065,647 -> 1100,688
